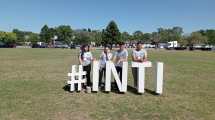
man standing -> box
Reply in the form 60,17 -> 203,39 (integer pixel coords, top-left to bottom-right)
113,42 -> 128,81
132,41 -> 147,88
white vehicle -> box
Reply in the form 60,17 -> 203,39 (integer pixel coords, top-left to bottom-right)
212,46 -> 215,51
143,44 -> 155,48
167,41 -> 178,48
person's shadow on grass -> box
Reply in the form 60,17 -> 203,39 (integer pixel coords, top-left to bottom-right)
63,84 -> 159,95
127,85 -> 159,95
62,84 -> 70,92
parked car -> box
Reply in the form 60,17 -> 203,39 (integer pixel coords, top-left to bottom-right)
212,46 -> 215,51
158,43 -> 168,49
70,44 -> 76,49
174,47 -> 187,50
32,44 -> 48,48
0,41 -> 6,48
32,42 -> 48,48
54,41 -> 69,48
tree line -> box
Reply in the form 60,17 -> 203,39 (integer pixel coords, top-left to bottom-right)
1,20 -> 215,48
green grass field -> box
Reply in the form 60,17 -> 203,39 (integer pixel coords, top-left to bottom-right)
0,48 -> 215,120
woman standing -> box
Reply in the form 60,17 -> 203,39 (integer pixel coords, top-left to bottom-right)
99,45 -> 113,88
79,44 -> 94,87
132,41 -> 147,88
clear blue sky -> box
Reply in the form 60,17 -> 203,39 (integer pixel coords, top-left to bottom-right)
0,0 -> 215,34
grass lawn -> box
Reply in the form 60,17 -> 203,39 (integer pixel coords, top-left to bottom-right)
0,48 -> 215,120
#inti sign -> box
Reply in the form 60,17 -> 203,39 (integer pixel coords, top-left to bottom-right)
67,61 -> 164,95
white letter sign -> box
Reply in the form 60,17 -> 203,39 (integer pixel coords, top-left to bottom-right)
155,62 -> 164,94
131,61 -> 152,93
105,61 -> 128,92
67,61 -> 164,95
67,65 -> 86,91
92,61 -> 99,91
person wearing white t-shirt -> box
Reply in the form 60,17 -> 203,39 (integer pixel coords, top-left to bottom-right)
132,41 -> 147,88
113,42 -> 128,81
79,44 -> 95,87
99,45 -> 113,88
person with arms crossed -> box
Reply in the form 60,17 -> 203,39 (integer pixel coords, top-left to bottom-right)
99,44 -> 113,89
132,41 -> 148,89
113,42 -> 128,82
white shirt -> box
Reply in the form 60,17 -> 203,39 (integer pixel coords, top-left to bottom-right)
114,49 -> 128,67
132,49 -> 147,60
80,51 -> 93,66
99,52 -> 113,68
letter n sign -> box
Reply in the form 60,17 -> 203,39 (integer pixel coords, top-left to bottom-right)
92,61 -> 128,92
105,61 -> 128,92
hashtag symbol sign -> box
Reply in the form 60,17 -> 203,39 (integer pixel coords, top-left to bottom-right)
67,65 -> 86,92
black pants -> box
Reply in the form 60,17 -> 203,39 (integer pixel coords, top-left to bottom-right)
99,67 -> 106,87
115,66 -> 122,82
132,68 -> 138,88
83,64 -> 91,86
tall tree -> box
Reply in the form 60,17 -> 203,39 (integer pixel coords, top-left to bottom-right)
142,33 -> 152,43
157,28 -> 171,42
187,32 -> 208,50
121,32 -> 131,42
157,27 -> 183,43
103,20 -> 121,45
151,32 -> 161,48
171,26 -> 183,42
40,25 -> 52,43
199,29 -> 215,45
132,31 -> 144,41
12,29 -> 25,43
0,31 -> 17,45
55,25 -> 73,45
12,29 -> 35,44
73,30 -> 91,44
91,30 -> 103,45
28,33 -> 40,44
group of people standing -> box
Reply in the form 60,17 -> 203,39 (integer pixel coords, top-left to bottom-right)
79,42 -> 147,90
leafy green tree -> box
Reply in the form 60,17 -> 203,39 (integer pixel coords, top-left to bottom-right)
121,32 -> 131,42
132,31 -> 144,41
91,30 -> 103,46
157,28 -> 171,42
151,32 -> 161,48
187,32 -> 208,50
0,31 -> 17,45
73,30 -> 91,44
12,29 -> 25,43
142,33 -> 152,43
205,30 -> 215,45
6,32 -> 17,44
49,28 -> 57,39
103,20 -> 121,45
40,25 -> 53,43
0,31 -> 6,41
28,33 -> 40,44
157,27 -> 183,43
178,35 -> 188,47
55,25 -> 73,45
13,29 -> 36,44
199,29 -> 215,45
171,26 -> 183,42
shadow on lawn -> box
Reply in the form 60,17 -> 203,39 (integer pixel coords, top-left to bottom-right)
127,85 -> 159,95
62,84 -> 158,95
